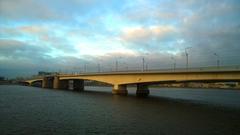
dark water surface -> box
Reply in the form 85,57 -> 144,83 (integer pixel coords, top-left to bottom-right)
0,85 -> 240,135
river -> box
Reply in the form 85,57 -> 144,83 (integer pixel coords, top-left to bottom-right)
0,85 -> 240,135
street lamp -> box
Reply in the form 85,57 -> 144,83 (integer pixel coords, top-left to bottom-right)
185,47 -> 192,70
142,57 -> 145,71
97,63 -> 100,72
115,59 -> 118,71
141,53 -> 149,72
84,63 -> 87,73
115,57 -> 122,72
171,56 -> 176,71
214,53 -> 220,68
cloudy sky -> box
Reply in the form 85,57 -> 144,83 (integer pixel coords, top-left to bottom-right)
0,0 -> 240,78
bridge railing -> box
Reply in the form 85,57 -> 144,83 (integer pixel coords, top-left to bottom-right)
57,65 -> 240,75
142,65 -> 240,72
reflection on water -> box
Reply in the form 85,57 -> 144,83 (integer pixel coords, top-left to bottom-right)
86,86 -> 240,108
0,85 -> 240,135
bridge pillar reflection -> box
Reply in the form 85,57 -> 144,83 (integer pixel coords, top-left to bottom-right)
112,84 -> 128,95
237,82 -> 240,89
136,84 -> 149,97
73,79 -> 84,91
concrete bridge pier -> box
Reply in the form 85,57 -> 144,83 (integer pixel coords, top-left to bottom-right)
136,84 -> 149,97
73,79 -> 84,91
26,82 -> 31,86
42,77 -> 54,88
53,76 -> 59,89
42,77 -> 48,88
59,80 -> 69,90
112,84 -> 128,95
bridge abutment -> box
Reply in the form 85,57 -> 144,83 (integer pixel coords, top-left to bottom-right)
136,84 -> 149,97
73,79 -> 84,91
112,84 -> 128,95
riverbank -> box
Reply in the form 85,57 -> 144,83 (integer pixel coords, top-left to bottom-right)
0,80 -> 13,85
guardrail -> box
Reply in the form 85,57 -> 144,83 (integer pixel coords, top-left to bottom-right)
25,65 -> 240,78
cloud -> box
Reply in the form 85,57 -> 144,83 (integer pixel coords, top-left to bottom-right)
122,25 -> 176,41
1,24 -> 78,54
120,25 -> 178,52
0,0 -> 125,22
1,0 -> 240,78
18,25 -> 48,34
0,39 -> 23,52
0,39 -> 49,58
0,39 -> 51,77
178,0 -> 240,66
0,39 -> 87,77
0,0 -> 62,21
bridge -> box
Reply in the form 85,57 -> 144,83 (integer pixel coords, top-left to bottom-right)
23,69 -> 240,96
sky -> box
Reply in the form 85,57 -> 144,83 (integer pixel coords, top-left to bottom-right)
0,0 -> 240,78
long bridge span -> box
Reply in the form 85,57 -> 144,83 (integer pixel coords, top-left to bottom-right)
23,69 -> 240,96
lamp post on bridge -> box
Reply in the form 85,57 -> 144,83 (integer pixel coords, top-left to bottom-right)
142,57 -> 145,72
214,53 -> 220,68
115,60 -> 118,72
141,53 -> 149,72
185,47 -> 191,70
171,56 -> 176,71
84,63 -> 87,73
115,57 -> 122,72
97,63 -> 101,72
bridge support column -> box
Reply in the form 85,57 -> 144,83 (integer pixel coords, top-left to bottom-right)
42,77 -> 48,88
28,82 -> 32,86
73,79 -> 84,91
53,76 -> 60,89
42,77 -> 54,89
136,84 -> 149,97
59,80 -> 69,90
112,84 -> 128,95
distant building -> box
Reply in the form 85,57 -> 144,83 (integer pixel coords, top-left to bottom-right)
38,71 -> 58,76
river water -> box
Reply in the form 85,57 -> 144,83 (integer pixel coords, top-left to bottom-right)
0,85 -> 240,135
